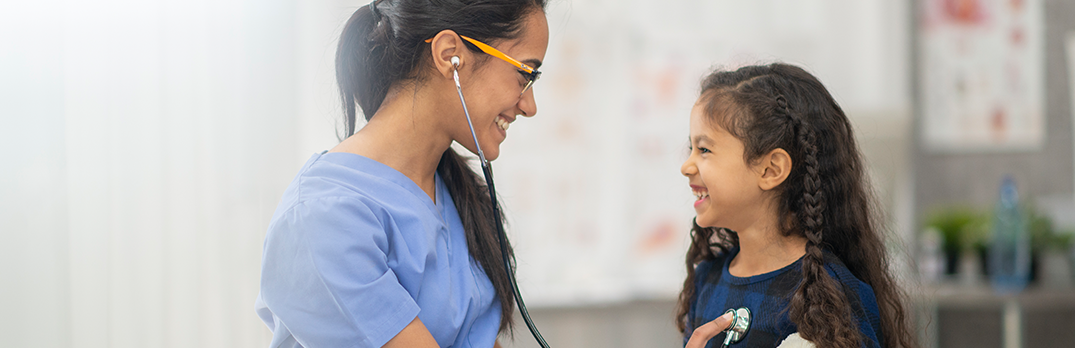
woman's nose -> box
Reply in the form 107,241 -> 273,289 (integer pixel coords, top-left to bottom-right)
517,88 -> 537,117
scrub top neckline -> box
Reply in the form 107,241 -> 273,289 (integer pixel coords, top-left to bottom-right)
317,151 -> 448,222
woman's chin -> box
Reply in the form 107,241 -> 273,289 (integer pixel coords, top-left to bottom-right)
480,146 -> 500,161
479,140 -> 502,161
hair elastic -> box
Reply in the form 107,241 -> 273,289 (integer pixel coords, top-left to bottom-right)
368,0 -> 381,19
775,95 -> 790,113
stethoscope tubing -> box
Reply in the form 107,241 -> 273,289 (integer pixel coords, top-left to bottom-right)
453,67 -> 551,348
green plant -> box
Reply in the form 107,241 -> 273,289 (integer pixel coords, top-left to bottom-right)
1027,208 -> 1074,252
924,207 -> 989,255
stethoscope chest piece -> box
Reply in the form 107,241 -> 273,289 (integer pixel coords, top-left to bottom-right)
721,307 -> 752,347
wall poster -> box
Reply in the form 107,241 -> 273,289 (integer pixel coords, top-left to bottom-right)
919,0 -> 1045,152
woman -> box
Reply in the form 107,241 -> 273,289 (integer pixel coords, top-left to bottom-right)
255,0 -> 549,347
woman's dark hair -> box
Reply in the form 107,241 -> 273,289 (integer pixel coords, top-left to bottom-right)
335,0 -> 547,333
674,63 -> 915,348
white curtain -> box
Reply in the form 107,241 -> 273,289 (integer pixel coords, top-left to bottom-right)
1,1 -> 349,347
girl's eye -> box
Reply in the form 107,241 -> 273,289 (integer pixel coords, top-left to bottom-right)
698,147 -> 711,154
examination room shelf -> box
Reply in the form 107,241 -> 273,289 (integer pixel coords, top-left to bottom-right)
914,285 -> 1075,348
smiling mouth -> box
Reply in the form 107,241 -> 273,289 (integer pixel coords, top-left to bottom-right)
496,115 -> 512,131
692,186 -> 709,201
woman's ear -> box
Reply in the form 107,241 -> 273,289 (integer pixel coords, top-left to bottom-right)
428,30 -> 467,78
757,148 -> 792,191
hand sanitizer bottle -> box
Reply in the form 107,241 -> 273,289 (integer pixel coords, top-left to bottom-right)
989,176 -> 1030,294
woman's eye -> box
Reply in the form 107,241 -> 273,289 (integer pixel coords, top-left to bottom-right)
517,71 -> 530,83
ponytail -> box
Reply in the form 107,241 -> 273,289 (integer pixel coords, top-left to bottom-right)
435,148 -> 516,333
334,0 -> 549,333
335,1 -> 391,138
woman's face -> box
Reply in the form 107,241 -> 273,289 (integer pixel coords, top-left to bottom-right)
455,10 -> 549,161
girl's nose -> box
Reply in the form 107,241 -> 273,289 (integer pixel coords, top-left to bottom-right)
681,158 -> 697,177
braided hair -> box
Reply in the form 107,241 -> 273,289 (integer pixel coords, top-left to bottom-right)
675,64 -> 914,348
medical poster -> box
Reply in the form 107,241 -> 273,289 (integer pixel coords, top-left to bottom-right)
919,0 -> 1045,152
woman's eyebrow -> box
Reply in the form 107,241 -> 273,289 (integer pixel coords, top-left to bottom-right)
523,59 -> 542,69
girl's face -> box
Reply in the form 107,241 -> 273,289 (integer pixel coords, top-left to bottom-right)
455,10 -> 549,161
681,103 -> 767,230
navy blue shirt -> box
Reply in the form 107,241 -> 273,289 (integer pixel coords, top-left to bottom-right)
686,247 -> 882,348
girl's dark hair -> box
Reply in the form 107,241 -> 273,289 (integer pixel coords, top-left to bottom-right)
335,0 -> 547,333
674,63 -> 915,348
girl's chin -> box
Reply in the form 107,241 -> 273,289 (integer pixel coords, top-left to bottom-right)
695,216 -> 733,231
694,217 -> 717,228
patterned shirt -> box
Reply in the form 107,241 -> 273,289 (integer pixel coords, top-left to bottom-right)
686,247 -> 882,348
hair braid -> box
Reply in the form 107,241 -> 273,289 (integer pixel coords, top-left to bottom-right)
785,104 -> 861,348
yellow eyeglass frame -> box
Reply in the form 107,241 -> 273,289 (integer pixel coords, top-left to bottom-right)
425,35 -> 541,95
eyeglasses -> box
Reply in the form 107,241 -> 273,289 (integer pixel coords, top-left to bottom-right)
425,35 -> 542,95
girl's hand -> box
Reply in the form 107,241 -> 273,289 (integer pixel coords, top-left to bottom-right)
685,312 -> 734,348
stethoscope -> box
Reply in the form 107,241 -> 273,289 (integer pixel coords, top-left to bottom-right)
451,56 -> 551,348
720,307 -> 752,347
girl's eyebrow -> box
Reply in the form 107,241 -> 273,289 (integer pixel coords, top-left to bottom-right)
691,134 -> 711,144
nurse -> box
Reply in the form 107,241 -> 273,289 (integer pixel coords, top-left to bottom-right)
255,0 -> 549,347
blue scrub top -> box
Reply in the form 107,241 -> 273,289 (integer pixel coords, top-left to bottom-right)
255,152 -> 501,348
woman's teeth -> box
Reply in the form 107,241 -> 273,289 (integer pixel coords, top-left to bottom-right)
496,117 -> 510,131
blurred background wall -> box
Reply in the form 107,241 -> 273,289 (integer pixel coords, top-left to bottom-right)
1,0 -> 1071,347
914,0 -> 1073,223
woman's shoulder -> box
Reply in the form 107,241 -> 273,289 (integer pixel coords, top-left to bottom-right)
269,152 -> 432,230
283,152 -> 433,210
293,152 -> 405,197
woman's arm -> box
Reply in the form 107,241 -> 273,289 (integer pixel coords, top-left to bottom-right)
383,317 -> 439,348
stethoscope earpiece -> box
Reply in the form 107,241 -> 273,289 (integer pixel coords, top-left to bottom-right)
451,56 -> 460,69
721,307 -> 752,347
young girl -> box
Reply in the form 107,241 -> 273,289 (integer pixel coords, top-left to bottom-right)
677,64 -> 914,348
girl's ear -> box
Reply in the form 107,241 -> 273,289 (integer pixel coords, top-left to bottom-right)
757,148 -> 791,191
